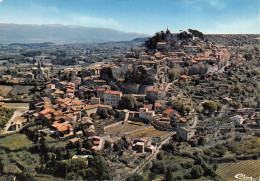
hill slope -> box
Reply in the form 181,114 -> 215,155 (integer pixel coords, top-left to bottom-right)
0,23 -> 148,43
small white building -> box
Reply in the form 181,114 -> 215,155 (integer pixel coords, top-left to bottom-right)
46,84 -> 55,91
104,91 -> 122,107
139,108 -> 155,120
232,115 -> 244,125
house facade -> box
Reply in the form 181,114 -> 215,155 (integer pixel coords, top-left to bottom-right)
104,91 -> 122,107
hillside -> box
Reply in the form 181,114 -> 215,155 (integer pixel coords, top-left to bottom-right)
0,23 -> 148,43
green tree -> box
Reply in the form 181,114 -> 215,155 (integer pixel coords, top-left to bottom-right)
165,169 -> 174,181
145,31 -> 166,49
172,101 -> 185,115
126,174 -> 144,181
230,101 -> 241,109
243,53 -> 252,61
150,160 -> 166,174
119,95 -> 137,110
99,108 -> 109,119
87,153 -> 113,180
202,101 -> 217,115
190,165 -> 204,179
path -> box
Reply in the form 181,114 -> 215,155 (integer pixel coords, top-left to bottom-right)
191,115 -> 198,128
127,131 -> 176,176
1,110 -> 27,135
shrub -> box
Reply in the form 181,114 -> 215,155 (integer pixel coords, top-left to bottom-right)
190,165 -> 204,179
167,165 -> 178,172
126,174 -> 144,181
150,160 -> 166,174
181,161 -> 193,169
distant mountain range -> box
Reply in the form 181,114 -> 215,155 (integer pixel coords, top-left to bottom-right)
0,23 -> 149,43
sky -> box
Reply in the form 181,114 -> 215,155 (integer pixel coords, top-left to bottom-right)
0,0 -> 259,35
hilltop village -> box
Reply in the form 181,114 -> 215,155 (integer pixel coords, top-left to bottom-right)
0,30 -> 259,180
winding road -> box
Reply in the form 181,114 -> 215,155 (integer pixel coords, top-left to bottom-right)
1,110 -> 26,135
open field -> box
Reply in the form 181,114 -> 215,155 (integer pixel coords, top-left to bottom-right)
34,174 -> 63,181
0,85 -> 13,97
125,127 -> 169,138
216,160 -> 260,181
10,85 -> 34,95
45,136 -> 68,148
0,133 -> 33,149
5,102 -> 29,109
105,122 -> 169,139
105,122 -> 148,135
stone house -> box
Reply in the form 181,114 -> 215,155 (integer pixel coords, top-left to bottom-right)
162,109 -> 176,118
104,91 -> 122,107
139,108 -> 155,120
177,127 -> 195,141
96,88 -> 106,100
88,136 -> 103,151
232,115 -> 244,125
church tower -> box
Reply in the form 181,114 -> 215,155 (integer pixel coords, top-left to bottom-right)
165,26 -> 172,43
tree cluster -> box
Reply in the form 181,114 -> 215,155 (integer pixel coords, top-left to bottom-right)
145,31 -> 166,49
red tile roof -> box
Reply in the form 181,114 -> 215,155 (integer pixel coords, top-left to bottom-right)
163,109 -> 174,115
97,89 -> 105,92
105,91 -> 121,95
39,108 -> 52,115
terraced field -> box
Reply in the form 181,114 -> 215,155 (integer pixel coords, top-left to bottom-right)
0,85 -> 12,97
105,122 -> 147,135
125,126 -> 168,138
216,160 -> 260,181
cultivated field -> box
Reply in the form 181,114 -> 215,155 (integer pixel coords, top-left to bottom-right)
10,85 -> 34,95
0,85 -> 13,97
216,160 -> 260,181
0,134 -> 33,149
105,122 -> 147,135
5,103 -> 29,109
125,126 -> 169,138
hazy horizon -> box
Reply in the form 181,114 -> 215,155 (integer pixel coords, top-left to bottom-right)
0,0 -> 259,35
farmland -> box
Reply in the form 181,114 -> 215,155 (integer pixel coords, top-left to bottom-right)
105,122 -> 148,135
216,160 -> 260,181
5,103 -> 29,111
125,126 -> 169,138
0,85 -> 12,97
0,133 -> 33,150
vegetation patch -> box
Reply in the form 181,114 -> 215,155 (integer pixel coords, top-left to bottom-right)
0,133 -> 33,150
0,107 -> 15,129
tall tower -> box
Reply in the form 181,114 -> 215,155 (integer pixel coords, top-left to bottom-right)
165,26 -> 172,43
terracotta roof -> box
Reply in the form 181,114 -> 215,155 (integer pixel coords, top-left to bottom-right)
161,117 -> 171,121
84,104 -> 99,110
91,146 -> 97,150
52,121 -> 72,132
174,113 -> 181,118
146,88 -> 158,92
154,103 -> 162,108
93,141 -> 100,145
180,75 -> 191,79
73,100 -> 85,106
105,91 -> 121,95
163,109 -> 174,115
157,42 -> 167,45
39,108 -> 52,115
179,117 -> 187,122
47,84 -> 55,86
89,136 -> 101,140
